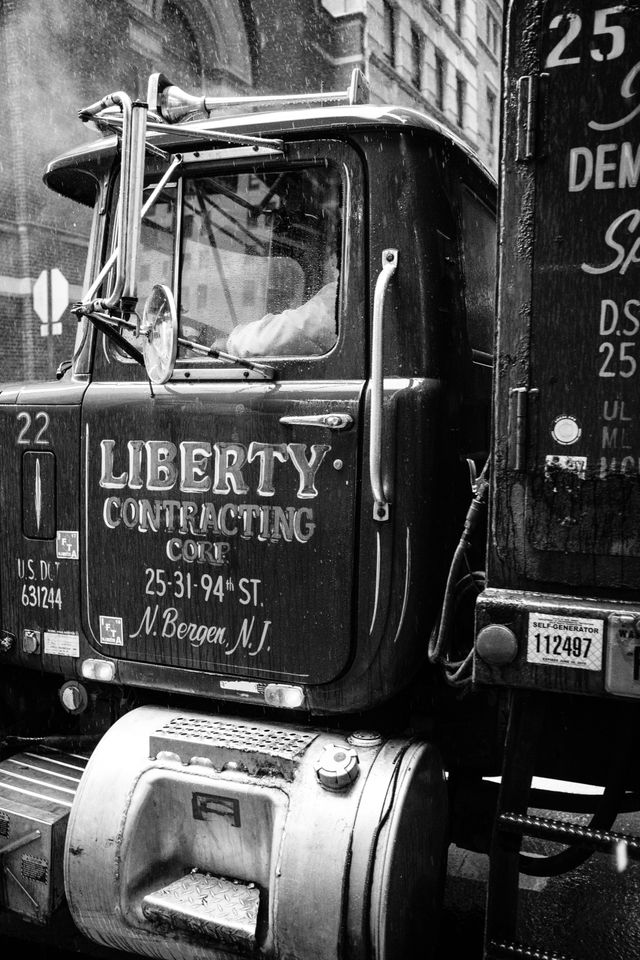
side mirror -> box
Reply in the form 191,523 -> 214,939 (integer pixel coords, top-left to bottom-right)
141,284 -> 178,384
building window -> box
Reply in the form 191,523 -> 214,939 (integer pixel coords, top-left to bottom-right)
487,88 -> 497,145
456,72 -> 466,128
486,8 -> 501,56
383,1 -> 396,65
435,51 -> 446,112
411,26 -> 423,89
454,0 -> 464,35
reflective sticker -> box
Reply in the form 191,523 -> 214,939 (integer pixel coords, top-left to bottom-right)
44,630 -> 80,657
56,531 -> 79,559
220,680 -> 261,693
551,415 -> 581,445
99,616 -> 124,646
527,613 -> 603,670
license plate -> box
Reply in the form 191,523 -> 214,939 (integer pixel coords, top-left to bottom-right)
527,613 -> 603,670
605,613 -> 640,698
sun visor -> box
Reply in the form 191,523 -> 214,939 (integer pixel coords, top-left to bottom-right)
43,140 -> 116,205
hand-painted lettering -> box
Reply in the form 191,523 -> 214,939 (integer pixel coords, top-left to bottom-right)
99,438 -> 331,500
568,142 -> 640,192
582,209 -> 640,275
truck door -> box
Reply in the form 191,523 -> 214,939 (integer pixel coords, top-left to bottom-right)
80,139 -> 366,686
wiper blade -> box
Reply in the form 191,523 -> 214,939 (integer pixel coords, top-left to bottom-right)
72,306 -> 144,366
178,335 -> 275,378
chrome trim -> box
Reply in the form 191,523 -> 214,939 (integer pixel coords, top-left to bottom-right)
34,457 -> 42,534
369,248 -> 398,521
392,527 -> 412,645
369,530 -> 382,635
150,67 -> 369,124
279,413 -> 353,431
122,99 -> 147,301
79,91 -> 133,309
182,146 -> 284,163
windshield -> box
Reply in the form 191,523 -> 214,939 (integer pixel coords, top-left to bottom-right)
105,163 -> 343,366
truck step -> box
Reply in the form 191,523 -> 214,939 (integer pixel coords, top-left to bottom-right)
142,871 -> 260,948
499,812 -> 640,858
486,939 -> 577,960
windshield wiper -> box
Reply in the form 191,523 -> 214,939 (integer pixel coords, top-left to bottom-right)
177,334 -> 275,377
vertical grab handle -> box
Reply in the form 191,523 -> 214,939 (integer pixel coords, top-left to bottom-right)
370,249 -> 398,521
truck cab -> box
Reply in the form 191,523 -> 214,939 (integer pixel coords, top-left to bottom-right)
0,71 -> 496,959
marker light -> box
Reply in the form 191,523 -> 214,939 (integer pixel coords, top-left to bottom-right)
264,684 -> 305,709
81,659 -> 117,683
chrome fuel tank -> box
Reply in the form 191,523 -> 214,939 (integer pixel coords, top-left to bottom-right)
64,707 -> 447,960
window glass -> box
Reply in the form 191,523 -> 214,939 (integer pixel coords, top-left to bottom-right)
456,72 -> 466,128
383,1 -> 396,65
103,180 -> 178,362
435,51 -> 446,112
178,166 -> 342,359
411,26 -> 423,89
138,183 -> 178,304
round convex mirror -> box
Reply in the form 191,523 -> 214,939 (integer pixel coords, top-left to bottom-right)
142,284 -> 178,384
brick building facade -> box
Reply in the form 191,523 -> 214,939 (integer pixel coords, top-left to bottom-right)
0,0 -> 501,381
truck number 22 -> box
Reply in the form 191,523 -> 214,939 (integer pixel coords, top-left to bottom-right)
17,411 -> 51,445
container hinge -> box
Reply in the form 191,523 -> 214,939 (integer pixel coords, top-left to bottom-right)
508,386 -> 538,472
516,74 -> 548,162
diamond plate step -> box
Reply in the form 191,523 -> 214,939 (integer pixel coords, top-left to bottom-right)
142,871 -> 260,948
149,716 -> 317,781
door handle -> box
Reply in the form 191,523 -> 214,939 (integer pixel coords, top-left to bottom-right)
279,413 -> 353,430
370,249 -> 398,521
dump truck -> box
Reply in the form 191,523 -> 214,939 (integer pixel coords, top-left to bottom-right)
2,2 -> 638,958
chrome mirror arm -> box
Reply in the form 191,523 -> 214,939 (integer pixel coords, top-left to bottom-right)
80,154 -> 183,313
79,92 -> 149,314
79,91 -> 133,310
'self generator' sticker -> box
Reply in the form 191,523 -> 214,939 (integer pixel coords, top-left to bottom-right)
43,630 -> 80,657
527,613 -> 603,670
99,616 -> 124,646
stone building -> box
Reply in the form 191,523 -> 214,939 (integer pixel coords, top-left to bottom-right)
0,0 -> 502,381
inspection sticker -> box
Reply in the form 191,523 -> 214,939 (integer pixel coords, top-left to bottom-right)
43,630 -> 80,657
527,613 -> 603,670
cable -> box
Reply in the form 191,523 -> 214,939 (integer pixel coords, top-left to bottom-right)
428,459 -> 489,687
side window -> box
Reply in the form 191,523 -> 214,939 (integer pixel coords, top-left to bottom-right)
459,186 -> 496,356
97,146 -> 360,380
137,183 -> 178,305
103,180 -> 178,363
179,166 -> 342,360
